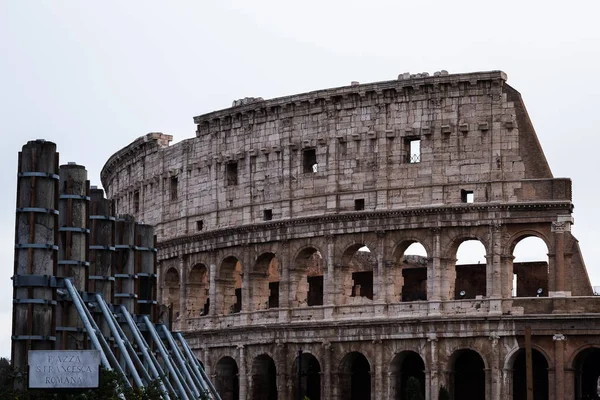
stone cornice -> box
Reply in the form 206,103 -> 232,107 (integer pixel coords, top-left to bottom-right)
157,200 -> 572,251
192,70 -> 507,127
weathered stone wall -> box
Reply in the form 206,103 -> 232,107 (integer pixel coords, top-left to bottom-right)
100,71 -> 600,400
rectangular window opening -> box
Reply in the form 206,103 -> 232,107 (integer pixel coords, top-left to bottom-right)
355,199 -> 365,211
307,276 -> 324,307
407,138 -> 421,163
133,190 -> 140,213
263,209 -> 273,221
303,149 -> 318,173
170,177 -> 178,201
351,271 -> 373,300
268,282 -> 279,308
461,189 -> 474,203
226,162 -> 238,186
196,220 -> 204,231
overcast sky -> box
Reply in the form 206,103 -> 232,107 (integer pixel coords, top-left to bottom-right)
1,1 -> 599,358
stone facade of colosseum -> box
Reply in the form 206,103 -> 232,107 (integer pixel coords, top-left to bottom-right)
101,71 -> 600,400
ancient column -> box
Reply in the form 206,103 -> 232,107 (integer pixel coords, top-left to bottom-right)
57,162 -> 89,350
12,140 -> 59,372
279,241 -> 290,322
428,335 -> 439,400
552,222 -> 566,294
324,235 -> 335,318
374,339 -> 383,399
554,334 -> 566,400
489,333 -> 501,400
238,345 -> 247,400
375,231 -> 385,303
209,262 -> 217,317
178,255 -> 187,322
428,228 -> 442,315
322,341 -> 333,400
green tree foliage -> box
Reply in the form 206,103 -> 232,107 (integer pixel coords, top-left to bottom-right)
0,366 -> 171,400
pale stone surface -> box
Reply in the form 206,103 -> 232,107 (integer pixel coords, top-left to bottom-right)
100,71 -> 600,400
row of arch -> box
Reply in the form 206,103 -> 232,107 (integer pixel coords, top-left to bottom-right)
212,346 -> 600,400
163,235 -> 550,318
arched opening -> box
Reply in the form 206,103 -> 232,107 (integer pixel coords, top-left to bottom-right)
512,348 -> 549,400
216,356 -> 239,400
251,253 -> 280,310
218,256 -> 242,315
292,247 -> 324,307
573,347 -> 600,400
252,354 -> 277,400
454,240 -> 487,299
339,244 -> 376,305
393,242 -> 428,302
512,236 -> 549,297
163,267 -> 180,319
292,352 -> 321,400
187,263 -> 209,317
451,349 -> 485,400
391,351 -> 426,400
339,352 -> 371,400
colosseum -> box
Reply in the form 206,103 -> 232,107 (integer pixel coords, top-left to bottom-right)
101,70 -> 600,400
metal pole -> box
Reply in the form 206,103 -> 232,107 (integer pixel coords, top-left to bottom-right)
63,279 -> 110,369
158,324 -> 199,398
142,315 -> 190,400
95,294 -> 144,389
175,332 -> 222,399
119,305 -> 171,399
160,325 -> 203,397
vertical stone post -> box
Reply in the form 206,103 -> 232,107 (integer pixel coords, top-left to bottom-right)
375,231 -> 385,303
374,339 -> 383,400
209,262 -> 217,317
489,333 -> 501,400
114,219 -> 135,314
322,341 -> 333,400
242,247 -> 251,314
238,345 -> 247,400
279,241 -> 290,321
552,222 -> 566,294
501,254 -> 515,298
276,341 -> 288,400
178,255 -> 187,322
489,223 -> 502,298
553,334 -> 566,400
428,228 -> 442,315
57,162 -> 89,350
12,140 -> 59,372
324,234 -> 335,308
428,335 -> 439,400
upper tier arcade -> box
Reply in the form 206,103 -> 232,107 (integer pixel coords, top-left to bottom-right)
101,70 -> 571,243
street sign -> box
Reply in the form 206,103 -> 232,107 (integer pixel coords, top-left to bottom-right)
28,350 -> 100,389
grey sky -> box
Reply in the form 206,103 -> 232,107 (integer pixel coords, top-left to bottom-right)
1,1 -> 599,358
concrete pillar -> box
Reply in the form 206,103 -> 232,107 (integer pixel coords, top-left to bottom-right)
114,219 -> 135,314
89,187 -> 115,325
12,140 -> 59,372
238,345 -> 247,400
554,334 -> 566,400
57,162 -> 89,350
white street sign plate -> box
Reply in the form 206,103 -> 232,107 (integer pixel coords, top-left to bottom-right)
28,350 -> 100,389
